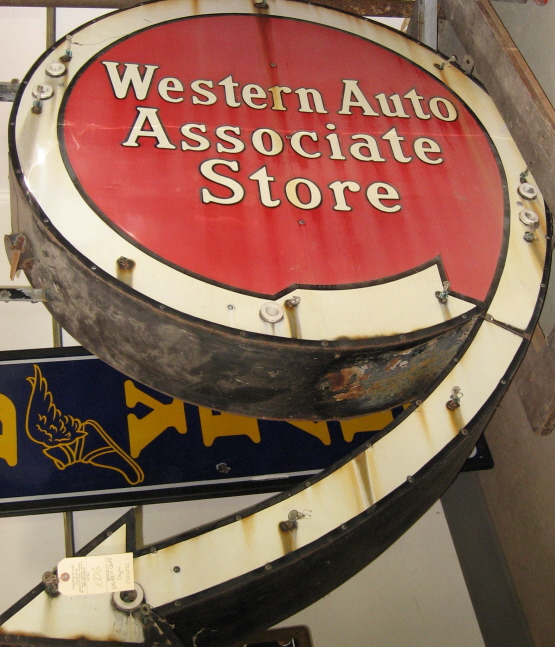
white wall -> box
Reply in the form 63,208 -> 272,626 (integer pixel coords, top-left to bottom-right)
493,0 -> 555,108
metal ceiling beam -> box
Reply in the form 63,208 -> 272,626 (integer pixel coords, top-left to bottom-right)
0,0 -> 415,14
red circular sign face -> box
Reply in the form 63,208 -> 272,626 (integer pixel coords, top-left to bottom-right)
61,15 -> 505,300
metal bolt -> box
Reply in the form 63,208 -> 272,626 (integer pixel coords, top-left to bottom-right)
520,161 -> 535,182
518,183 -> 538,201
447,386 -> 463,410
435,54 -> 457,70
435,280 -> 451,304
285,296 -> 301,308
279,519 -> 297,532
60,35 -> 73,62
117,256 -> 135,270
524,231 -> 535,243
42,571 -> 59,596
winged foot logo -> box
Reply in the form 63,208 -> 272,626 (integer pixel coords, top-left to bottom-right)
25,365 -> 145,485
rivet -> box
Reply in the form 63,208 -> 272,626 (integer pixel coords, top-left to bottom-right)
500,379 -> 506,384
91,265 -> 97,270
240,331 -> 246,336
518,183 -> 538,200
46,62 -> 66,77
174,600 -> 181,606
265,564 -> 272,570
235,515 -> 241,521
541,284 -> 546,288
305,481 -> 311,488
341,524 -> 347,531
260,301 -> 284,323
366,441 -> 372,448
227,304 -> 235,310
453,358 -> 459,363
407,476 -> 415,483
415,400 -> 422,406
298,219 -> 306,225
150,546 -> 157,554
461,428 -> 468,436
173,566 -> 181,573
462,315 -> 467,319
400,334 -> 406,339
159,304 -> 165,310
321,340 -> 328,346
270,62 -> 277,67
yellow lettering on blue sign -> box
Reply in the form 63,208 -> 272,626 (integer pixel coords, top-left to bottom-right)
199,408 -> 260,447
286,420 -> 331,445
124,381 -> 187,457
340,410 -> 394,442
0,393 -> 17,466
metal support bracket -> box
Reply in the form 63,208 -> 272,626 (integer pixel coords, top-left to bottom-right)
0,287 -> 50,303
0,81 -> 19,102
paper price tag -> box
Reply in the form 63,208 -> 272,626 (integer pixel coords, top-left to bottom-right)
57,553 -> 134,596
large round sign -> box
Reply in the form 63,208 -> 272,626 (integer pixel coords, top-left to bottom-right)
7,0 -> 546,422
2,1 -> 550,646
61,15 -> 503,301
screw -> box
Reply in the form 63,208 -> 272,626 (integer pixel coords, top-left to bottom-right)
435,280 -> 451,304
524,231 -> 535,242
60,35 -> 73,62
117,256 -> 135,270
279,520 -> 298,532
447,386 -> 463,410
435,54 -> 457,70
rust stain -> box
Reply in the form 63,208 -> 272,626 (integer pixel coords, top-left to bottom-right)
116,256 -> 135,288
284,302 -> 300,339
354,452 -> 374,507
279,523 -> 296,555
384,357 -> 401,371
